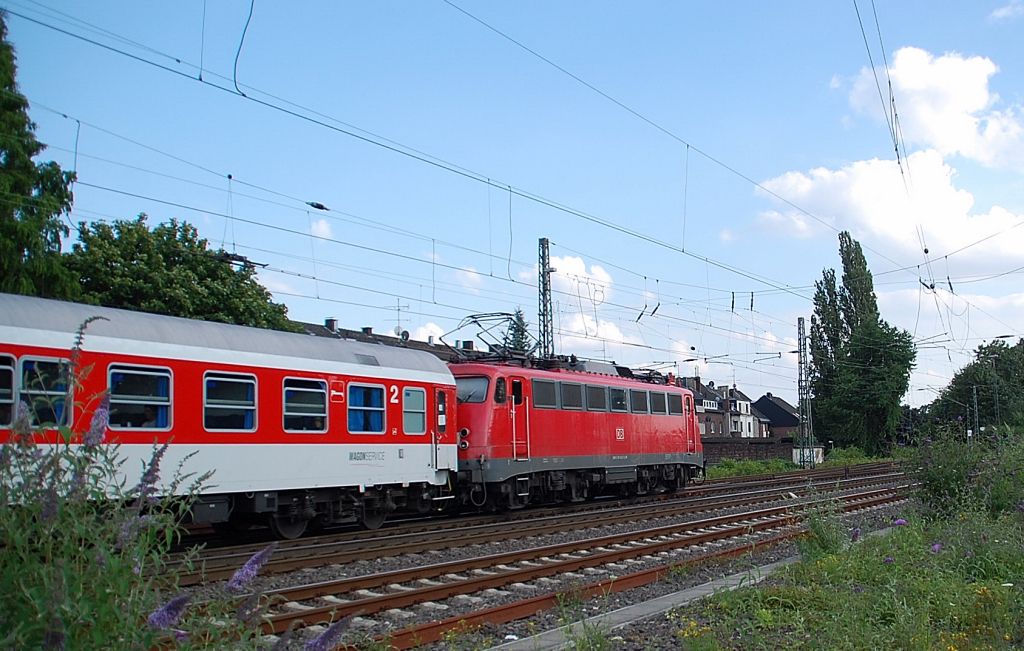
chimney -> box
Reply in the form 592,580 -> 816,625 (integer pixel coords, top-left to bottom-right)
428,335 -> 435,345
362,327 -> 373,335
324,317 -> 337,332
462,340 -> 474,351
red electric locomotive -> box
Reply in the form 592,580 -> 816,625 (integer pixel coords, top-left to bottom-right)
0,293 -> 458,538
451,361 -> 704,510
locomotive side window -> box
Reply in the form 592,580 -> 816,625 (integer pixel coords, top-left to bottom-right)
403,387 -> 426,434
560,383 -> 583,410
347,384 -> 384,434
204,373 -> 256,431
668,393 -> 684,416
585,384 -> 607,411
630,389 -> 649,414
0,355 -> 13,427
532,380 -> 557,409
511,380 -> 523,405
456,376 -> 489,403
685,396 -> 693,414
283,378 -> 328,432
609,388 -> 627,412
493,377 -> 507,404
650,391 -> 667,415
108,365 -> 170,429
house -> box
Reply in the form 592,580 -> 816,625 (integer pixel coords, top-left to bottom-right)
679,377 -> 725,437
752,392 -> 800,437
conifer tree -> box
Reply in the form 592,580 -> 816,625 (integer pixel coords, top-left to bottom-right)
0,13 -> 79,299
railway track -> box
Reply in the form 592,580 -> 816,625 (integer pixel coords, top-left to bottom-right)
174,463 -> 902,585
244,484 -> 906,647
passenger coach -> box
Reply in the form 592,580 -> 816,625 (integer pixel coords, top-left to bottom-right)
0,293 -> 458,537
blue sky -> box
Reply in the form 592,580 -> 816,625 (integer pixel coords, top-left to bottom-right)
6,1 -> 1024,407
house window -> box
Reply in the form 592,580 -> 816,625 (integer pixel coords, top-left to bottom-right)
108,365 -> 169,429
0,355 -> 13,427
403,387 -> 426,434
586,385 -> 607,411
204,373 -> 256,431
346,384 -> 383,433
284,378 -> 328,432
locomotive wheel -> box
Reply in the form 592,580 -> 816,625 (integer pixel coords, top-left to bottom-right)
268,514 -> 308,540
360,507 -> 387,530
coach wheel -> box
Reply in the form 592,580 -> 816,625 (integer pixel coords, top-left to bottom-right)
361,507 -> 387,530
268,513 -> 308,540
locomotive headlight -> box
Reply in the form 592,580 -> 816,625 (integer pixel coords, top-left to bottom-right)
458,440 -> 469,450
459,428 -> 470,438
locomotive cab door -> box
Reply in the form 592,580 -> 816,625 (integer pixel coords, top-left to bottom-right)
510,377 -> 530,461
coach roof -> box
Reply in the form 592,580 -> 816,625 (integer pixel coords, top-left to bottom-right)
0,293 -> 452,378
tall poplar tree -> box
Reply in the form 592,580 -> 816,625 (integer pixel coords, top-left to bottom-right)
0,13 -> 79,299
809,232 -> 915,454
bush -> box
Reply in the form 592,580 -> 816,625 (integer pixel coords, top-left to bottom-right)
820,445 -> 871,467
0,330 -> 294,649
706,458 -> 800,479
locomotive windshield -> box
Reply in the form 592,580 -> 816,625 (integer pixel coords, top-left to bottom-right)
456,376 -> 489,403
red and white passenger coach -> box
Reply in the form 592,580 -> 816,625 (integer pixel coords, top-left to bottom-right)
0,293 -> 458,537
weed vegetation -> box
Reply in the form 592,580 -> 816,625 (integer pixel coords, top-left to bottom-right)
705,458 -> 800,479
669,427 -> 1024,650
0,328 -> 354,649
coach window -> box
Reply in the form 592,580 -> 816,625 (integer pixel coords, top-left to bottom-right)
493,377 -> 507,404
204,372 -> 256,431
630,389 -> 649,414
586,384 -> 607,411
668,393 -> 684,416
283,378 -> 328,432
403,387 -> 426,435
347,384 -> 384,434
650,391 -> 667,415
108,365 -> 170,429
560,383 -> 583,410
0,356 -> 15,427
532,379 -> 557,409
20,358 -> 72,427
609,387 -> 627,412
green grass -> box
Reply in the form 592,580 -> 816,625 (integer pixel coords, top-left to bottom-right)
705,458 -> 801,479
670,427 -> 1024,650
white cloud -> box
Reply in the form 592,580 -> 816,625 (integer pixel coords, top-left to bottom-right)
850,47 -> 1024,170
719,229 -> 735,242
759,149 -> 1024,269
990,0 -> 1024,20
310,218 -> 332,239
455,266 -> 484,293
411,322 -> 445,342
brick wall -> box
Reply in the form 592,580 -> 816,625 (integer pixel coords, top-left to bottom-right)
701,436 -> 795,465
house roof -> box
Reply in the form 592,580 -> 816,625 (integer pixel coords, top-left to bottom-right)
752,393 -> 800,427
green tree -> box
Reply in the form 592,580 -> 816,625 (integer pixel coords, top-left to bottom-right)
504,307 -> 533,354
809,231 -> 915,454
0,13 -> 79,299
929,338 -> 1024,429
67,215 -> 301,332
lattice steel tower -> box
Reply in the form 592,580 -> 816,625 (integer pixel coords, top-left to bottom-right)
538,238 -> 555,358
797,316 -> 816,467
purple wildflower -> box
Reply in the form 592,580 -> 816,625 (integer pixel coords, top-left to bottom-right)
13,401 -> 32,436
923,438 -> 932,445
931,543 -> 942,553
135,443 -> 168,506
852,586 -> 863,593
884,557 -> 895,563
172,629 -> 188,642
966,551 -> 974,557
40,482 -> 59,522
893,519 -> 908,526
850,527 -> 861,543
147,594 -> 190,629
226,542 -> 279,592
83,393 -> 109,447
304,613 -> 356,651
116,514 -> 157,550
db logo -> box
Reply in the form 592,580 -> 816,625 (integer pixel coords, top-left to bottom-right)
615,428 -> 625,440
